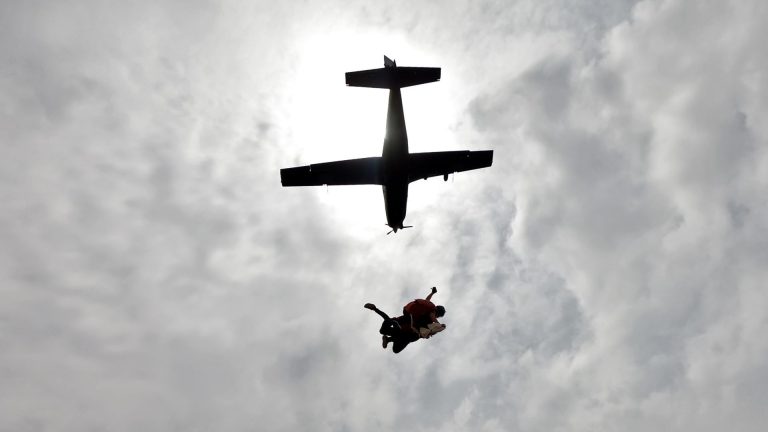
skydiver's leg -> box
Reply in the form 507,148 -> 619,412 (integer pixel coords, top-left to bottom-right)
365,304 -> 401,343
365,303 -> 397,332
391,329 -> 420,354
392,338 -> 409,353
364,303 -> 391,321
379,318 -> 401,336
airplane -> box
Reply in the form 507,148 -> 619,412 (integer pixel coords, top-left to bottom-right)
280,56 -> 493,233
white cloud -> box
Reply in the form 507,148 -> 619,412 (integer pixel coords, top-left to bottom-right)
469,0 -> 768,430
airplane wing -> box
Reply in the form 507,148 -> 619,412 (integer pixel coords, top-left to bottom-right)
281,157 -> 382,186
407,150 -> 493,182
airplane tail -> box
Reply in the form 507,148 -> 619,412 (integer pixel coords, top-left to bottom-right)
386,225 -> 413,235
346,56 -> 440,89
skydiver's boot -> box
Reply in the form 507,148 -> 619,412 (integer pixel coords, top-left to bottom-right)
382,335 -> 390,349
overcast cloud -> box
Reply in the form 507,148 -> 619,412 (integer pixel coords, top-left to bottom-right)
2,0 -> 767,431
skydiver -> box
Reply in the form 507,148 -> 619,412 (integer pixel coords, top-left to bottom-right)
364,287 -> 446,353
402,286 -> 446,335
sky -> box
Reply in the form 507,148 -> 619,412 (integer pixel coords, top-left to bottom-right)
2,0 -> 768,431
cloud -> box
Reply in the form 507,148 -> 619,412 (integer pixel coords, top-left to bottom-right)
468,0 -> 768,430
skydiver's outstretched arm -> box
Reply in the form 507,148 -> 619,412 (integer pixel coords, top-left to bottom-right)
364,303 -> 391,321
425,286 -> 437,302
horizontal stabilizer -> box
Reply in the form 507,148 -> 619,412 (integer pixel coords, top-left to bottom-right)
281,157 -> 382,186
407,150 -> 493,182
346,66 -> 441,89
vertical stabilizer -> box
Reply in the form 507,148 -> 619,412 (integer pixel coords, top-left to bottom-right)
384,55 -> 396,68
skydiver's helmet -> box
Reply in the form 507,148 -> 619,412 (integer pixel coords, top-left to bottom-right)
435,305 -> 446,317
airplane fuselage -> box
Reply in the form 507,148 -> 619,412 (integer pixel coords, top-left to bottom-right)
381,88 -> 409,232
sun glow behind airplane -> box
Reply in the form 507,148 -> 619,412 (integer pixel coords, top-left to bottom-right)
281,52 -> 493,235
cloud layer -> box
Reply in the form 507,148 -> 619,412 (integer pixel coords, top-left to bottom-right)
2,0 -> 767,431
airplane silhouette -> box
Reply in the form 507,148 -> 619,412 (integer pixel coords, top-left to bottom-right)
280,56 -> 493,233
